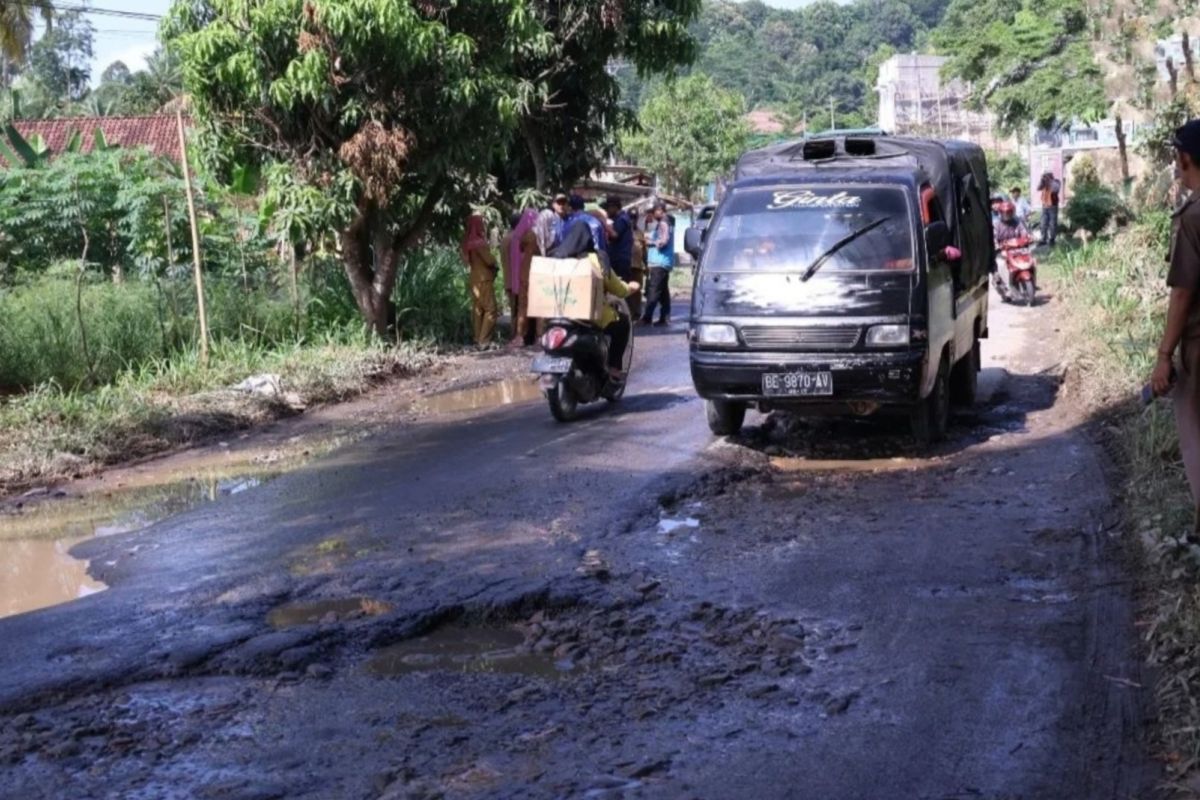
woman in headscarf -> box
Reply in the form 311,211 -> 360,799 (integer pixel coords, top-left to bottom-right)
461,213 -> 498,347
549,219 -> 639,378
508,208 -> 539,347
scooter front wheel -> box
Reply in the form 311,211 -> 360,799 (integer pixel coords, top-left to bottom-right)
1018,279 -> 1036,306
547,378 -> 579,422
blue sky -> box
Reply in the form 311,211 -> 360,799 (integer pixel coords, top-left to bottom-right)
82,0 -> 828,81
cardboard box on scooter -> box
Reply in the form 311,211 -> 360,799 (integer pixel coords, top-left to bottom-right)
527,256 -> 605,324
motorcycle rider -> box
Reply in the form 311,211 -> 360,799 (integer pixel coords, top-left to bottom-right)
548,219 -> 639,379
993,200 -> 1035,292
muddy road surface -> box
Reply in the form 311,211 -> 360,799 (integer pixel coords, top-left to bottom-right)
0,299 -> 1157,799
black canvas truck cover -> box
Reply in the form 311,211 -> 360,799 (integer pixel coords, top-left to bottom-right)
734,135 -> 994,285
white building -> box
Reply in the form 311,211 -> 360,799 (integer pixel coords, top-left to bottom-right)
875,54 -> 1006,150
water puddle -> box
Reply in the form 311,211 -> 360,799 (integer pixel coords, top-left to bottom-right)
416,378 -> 543,415
366,624 -> 572,679
268,596 -> 392,628
0,537 -> 106,618
0,469 -> 285,619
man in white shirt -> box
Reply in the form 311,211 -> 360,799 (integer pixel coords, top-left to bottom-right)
1011,186 -> 1032,222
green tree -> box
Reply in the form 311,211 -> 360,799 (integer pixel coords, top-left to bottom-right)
0,0 -> 52,87
166,1 -> 699,335
932,0 -> 1107,134
506,0 -> 700,193
622,74 -> 750,200
28,9 -> 93,102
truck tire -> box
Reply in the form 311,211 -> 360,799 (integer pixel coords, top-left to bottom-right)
911,358 -> 949,446
706,399 -> 746,436
950,338 -> 980,407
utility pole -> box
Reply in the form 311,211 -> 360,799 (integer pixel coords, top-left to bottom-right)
176,109 -> 209,364
829,97 -> 835,131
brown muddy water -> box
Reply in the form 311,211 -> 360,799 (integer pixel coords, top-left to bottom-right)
415,377 -> 543,415
0,469 -> 282,619
367,624 -> 572,679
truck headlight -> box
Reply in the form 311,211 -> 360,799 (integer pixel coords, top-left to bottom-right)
693,324 -> 738,346
865,324 -> 910,347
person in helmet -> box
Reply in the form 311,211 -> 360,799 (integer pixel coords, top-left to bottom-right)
993,199 -> 1035,292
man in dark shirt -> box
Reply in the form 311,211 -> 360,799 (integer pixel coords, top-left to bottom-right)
603,197 -> 634,281
1152,118 -> 1200,533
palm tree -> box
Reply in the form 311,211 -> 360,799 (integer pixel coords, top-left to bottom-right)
0,1 -> 52,87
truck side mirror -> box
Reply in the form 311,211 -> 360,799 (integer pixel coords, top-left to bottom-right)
924,221 -> 951,258
684,227 -> 703,259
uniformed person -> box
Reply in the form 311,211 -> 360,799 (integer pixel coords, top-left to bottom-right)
461,214 -> 498,347
1152,119 -> 1200,532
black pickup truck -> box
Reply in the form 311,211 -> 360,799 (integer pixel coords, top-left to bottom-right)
684,135 -> 993,444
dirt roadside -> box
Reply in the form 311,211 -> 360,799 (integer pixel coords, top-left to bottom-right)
0,346 -> 536,512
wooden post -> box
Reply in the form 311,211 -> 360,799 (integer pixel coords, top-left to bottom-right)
176,109 -> 209,364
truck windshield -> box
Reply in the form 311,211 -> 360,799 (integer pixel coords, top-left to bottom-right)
703,186 -> 915,273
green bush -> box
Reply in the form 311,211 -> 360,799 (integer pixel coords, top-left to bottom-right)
1067,183 -> 1122,237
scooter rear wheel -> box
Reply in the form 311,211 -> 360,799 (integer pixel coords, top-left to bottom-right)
547,379 -> 579,422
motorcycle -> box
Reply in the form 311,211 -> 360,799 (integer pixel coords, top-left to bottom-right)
995,236 -> 1038,306
531,298 -> 634,422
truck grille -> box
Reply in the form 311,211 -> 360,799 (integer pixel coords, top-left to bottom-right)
740,326 -> 861,350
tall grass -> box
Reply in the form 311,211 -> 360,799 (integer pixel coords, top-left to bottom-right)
392,246 -> 476,344
0,246 -> 481,391
1049,213 -> 1200,782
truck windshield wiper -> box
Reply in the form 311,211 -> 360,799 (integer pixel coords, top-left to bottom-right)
799,216 -> 891,282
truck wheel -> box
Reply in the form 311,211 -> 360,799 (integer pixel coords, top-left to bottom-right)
950,338 -> 980,407
910,358 -> 949,446
706,399 -> 746,436
547,379 -> 579,422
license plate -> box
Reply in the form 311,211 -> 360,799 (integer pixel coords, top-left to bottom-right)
532,355 -> 572,374
762,371 -> 833,396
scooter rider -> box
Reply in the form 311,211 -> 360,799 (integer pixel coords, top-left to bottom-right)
548,219 -> 639,379
993,200 -> 1034,291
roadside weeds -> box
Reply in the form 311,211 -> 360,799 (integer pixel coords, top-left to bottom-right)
1047,224 -> 1200,792
0,341 -> 435,497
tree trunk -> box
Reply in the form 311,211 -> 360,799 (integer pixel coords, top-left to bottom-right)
1169,57 -> 1179,99
1186,32 -> 1196,82
339,184 -> 445,339
1115,112 -> 1131,189
520,116 -> 549,193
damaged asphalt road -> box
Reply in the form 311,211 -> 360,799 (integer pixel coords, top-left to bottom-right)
0,301 -> 1158,799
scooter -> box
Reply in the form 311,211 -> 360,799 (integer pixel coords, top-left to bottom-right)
531,298 -> 634,422
995,236 -> 1038,306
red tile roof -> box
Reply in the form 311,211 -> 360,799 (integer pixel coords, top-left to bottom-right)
5,115 -> 188,165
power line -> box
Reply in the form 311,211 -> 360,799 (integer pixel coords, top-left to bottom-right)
6,1 -> 162,22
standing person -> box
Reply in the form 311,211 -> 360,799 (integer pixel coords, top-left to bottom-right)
544,191 -> 571,251
539,193 -> 570,256
1038,172 -> 1061,246
603,197 -> 634,281
1011,186 -> 1031,223
499,212 -> 519,332
628,208 -> 647,319
567,195 -> 608,254
461,213 -> 498,347
508,208 -> 539,347
641,202 -> 673,327
1151,119 -> 1200,535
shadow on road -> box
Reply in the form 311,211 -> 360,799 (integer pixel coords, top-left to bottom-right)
728,366 -> 1063,462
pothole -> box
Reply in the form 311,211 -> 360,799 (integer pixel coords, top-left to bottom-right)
267,597 -> 392,628
415,378 -> 543,415
366,624 -> 572,679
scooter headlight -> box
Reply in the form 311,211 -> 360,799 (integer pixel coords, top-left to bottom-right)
693,324 -> 739,346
